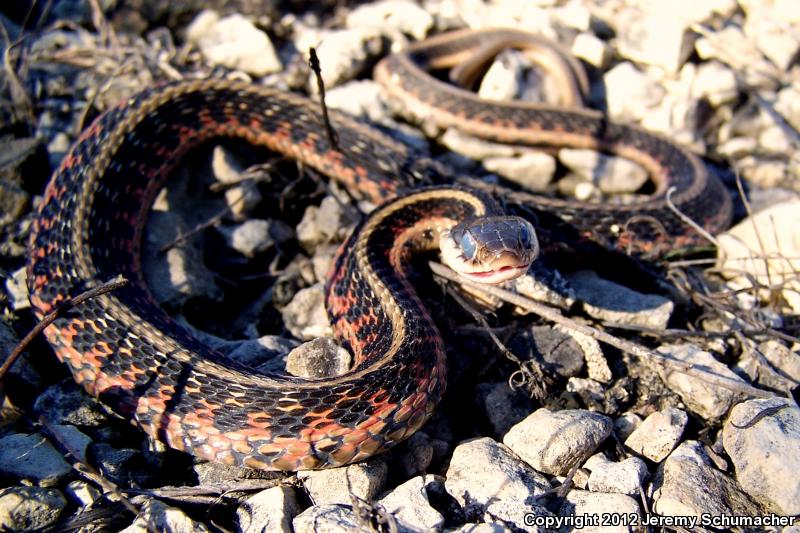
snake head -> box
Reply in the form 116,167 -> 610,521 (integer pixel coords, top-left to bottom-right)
440,216 -> 539,284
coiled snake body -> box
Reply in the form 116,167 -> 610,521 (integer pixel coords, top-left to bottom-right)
27,29 -> 732,471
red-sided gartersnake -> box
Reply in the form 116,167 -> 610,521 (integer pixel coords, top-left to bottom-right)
27,29 -> 732,470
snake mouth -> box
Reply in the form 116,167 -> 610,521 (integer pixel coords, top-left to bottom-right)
458,263 -> 531,284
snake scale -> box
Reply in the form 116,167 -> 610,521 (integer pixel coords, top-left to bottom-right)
27,29 -> 732,470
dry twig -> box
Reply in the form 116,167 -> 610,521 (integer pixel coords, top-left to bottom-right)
430,262 -> 776,400
0,275 -> 128,382
308,47 -> 340,152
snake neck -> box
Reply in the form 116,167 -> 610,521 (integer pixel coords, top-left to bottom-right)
326,187 -> 497,367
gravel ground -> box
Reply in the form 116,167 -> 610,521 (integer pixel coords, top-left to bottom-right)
1,1 -> 799,531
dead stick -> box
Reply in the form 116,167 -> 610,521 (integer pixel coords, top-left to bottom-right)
308,47 -> 340,152
430,262 -> 776,400
0,275 -> 128,381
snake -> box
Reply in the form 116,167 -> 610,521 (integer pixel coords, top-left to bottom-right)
27,29 -> 733,471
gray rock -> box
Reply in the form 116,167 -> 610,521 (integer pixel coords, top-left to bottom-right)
297,196 -> 359,253
722,398 -> 800,514
717,136 -> 757,159
444,437 -> 551,527
651,440 -> 759,519
603,62 -> 665,121
225,335 -> 297,371
440,128 -> 521,160
298,458 -> 387,507
754,340 -> 800,388
91,444 -> 141,487
346,0 -> 434,40
558,325 -> 611,383
556,173 -> 597,201
483,151 -> 556,191
758,124 -> 794,155
691,61 -> 739,106
65,480 -> 101,508
225,181 -> 263,219
742,4 -> 800,71
695,25 -> 778,88
0,433 -> 72,486
281,283 -> 333,340
211,145 -> 246,184
585,453 -> 649,495
303,256 -> 334,298
614,4 -> 701,75
476,382 -> 532,437
507,325 -> 585,380
378,475 -> 444,532
775,84 -> 800,132
512,263 -> 576,310
567,270 -> 674,330
210,146 -> 262,216
717,200 -> 800,313
614,413 -> 642,442
0,486 -> 66,531
219,219 -> 294,258
0,319 -> 40,390
121,498 -> 210,533
0,180 -> 28,226
144,210 -> 223,307
571,32 -> 611,69
46,132 -> 71,170
477,49 -> 527,102
398,431 -> 435,476
552,1 -> 591,31
656,343 -> 745,420
34,380 -> 109,427
737,157 -> 789,190
236,486 -> 300,533
5,266 -> 28,310
558,148 -> 649,194
453,2 -> 555,39
503,408 -> 613,476
285,337 -> 351,378
566,378 -> 605,409
47,424 -> 91,463
625,407 -> 688,462
559,490 -> 640,533
292,504 -> 360,533
186,10 -> 281,76
218,335 -> 299,371
325,81 -> 393,124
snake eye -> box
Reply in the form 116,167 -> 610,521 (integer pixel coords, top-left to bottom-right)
519,225 -> 531,248
460,231 -> 477,260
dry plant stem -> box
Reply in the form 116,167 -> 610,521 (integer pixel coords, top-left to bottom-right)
429,262 -> 776,400
665,186 -> 718,247
121,479 -> 287,506
308,47 -> 340,152
0,275 -> 129,382
446,285 -> 547,399
605,321 -> 800,345
1,27 -> 34,124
